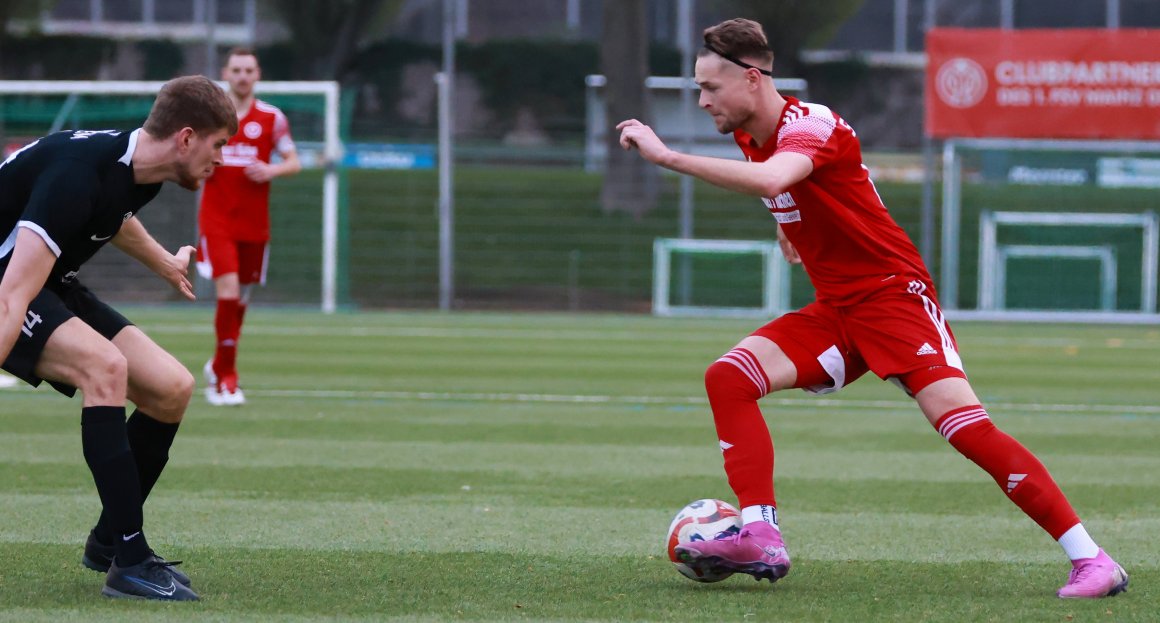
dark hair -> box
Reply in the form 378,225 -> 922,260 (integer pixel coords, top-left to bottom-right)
700,18 -> 774,69
142,75 -> 238,138
225,47 -> 259,65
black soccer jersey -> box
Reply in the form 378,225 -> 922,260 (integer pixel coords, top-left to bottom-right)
0,129 -> 162,284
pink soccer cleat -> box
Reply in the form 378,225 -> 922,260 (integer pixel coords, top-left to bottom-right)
1057,549 -> 1129,599
674,521 -> 791,583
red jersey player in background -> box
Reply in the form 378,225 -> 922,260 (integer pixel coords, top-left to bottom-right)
618,18 -> 1127,599
198,47 -> 301,406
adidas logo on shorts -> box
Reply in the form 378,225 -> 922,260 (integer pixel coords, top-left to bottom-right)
916,342 -> 938,356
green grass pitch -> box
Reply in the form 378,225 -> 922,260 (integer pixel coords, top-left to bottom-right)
0,308 -> 1156,621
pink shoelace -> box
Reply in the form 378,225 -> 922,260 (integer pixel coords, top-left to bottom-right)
719,526 -> 779,547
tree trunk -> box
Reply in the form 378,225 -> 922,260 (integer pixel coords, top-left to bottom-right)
600,0 -> 657,218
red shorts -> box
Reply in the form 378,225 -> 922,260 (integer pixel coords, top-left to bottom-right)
196,235 -> 268,284
755,278 -> 965,395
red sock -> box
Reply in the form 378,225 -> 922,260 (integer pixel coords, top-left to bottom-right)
935,406 -> 1080,539
705,348 -> 775,509
213,298 -> 240,378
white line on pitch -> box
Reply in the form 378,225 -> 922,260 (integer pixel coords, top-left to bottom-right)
143,324 -> 728,342
254,388 -> 1160,415
142,324 -> 1160,348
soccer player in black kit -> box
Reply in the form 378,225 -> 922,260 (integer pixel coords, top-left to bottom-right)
0,75 -> 237,601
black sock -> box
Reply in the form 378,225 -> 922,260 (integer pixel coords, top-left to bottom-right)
81,406 -> 150,565
93,410 -> 179,546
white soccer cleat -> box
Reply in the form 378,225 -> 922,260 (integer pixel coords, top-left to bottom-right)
220,386 -> 246,406
203,359 -> 218,387
205,384 -> 228,406
206,371 -> 245,407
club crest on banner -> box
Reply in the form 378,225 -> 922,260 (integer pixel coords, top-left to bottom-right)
936,58 -> 988,109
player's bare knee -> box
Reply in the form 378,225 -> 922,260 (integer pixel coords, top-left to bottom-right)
166,367 -> 196,412
77,348 -> 129,401
140,367 -> 195,422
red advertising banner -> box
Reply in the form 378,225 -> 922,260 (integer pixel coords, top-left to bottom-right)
926,29 -> 1160,139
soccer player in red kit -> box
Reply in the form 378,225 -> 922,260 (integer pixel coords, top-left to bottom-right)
618,19 -> 1127,599
198,47 -> 301,406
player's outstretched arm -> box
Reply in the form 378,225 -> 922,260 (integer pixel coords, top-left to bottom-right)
0,229 -> 57,362
616,119 -> 814,198
111,218 -> 196,300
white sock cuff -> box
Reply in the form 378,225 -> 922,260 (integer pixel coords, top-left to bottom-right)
1058,523 -> 1099,561
741,505 -> 779,529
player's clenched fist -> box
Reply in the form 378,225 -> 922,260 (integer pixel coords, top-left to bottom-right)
616,119 -> 671,165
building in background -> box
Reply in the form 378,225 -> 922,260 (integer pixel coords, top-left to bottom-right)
17,0 -> 260,43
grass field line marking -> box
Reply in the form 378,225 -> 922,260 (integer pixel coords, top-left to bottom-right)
257,388 -> 1160,415
144,324 -> 728,342
143,323 -> 1160,349
4,435 -> 1156,483
969,336 -> 1160,350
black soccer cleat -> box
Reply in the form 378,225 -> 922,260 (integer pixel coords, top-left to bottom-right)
102,557 -> 200,601
83,530 -> 192,587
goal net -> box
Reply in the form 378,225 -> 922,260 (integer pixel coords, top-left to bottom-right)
0,80 -> 342,311
941,138 -> 1160,322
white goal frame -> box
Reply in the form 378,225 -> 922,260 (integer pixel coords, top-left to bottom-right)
941,137 -> 1160,323
978,210 -> 1158,314
0,79 -> 344,313
652,238 -> 791,318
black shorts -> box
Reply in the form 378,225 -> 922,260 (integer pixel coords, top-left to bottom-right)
2,279 -> 133,397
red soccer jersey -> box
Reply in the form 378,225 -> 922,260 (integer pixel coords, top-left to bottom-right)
735,96 -> 933,306
199,99 -> 295,242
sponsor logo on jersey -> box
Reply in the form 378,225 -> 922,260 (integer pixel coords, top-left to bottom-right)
771,210 -> 801,224
936,58 -> 988,108
222,143 -> 260,167
243,121 -> 263,139
762,191 -> 801,223
761,191 -> 797,211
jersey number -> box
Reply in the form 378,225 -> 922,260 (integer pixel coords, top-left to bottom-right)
22,310 -> 42,337
70,130 -> 121,140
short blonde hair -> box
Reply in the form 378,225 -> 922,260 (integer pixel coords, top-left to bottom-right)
700,18 -> 774,68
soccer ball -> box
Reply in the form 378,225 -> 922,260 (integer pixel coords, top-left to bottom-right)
665,498 -> 742,582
